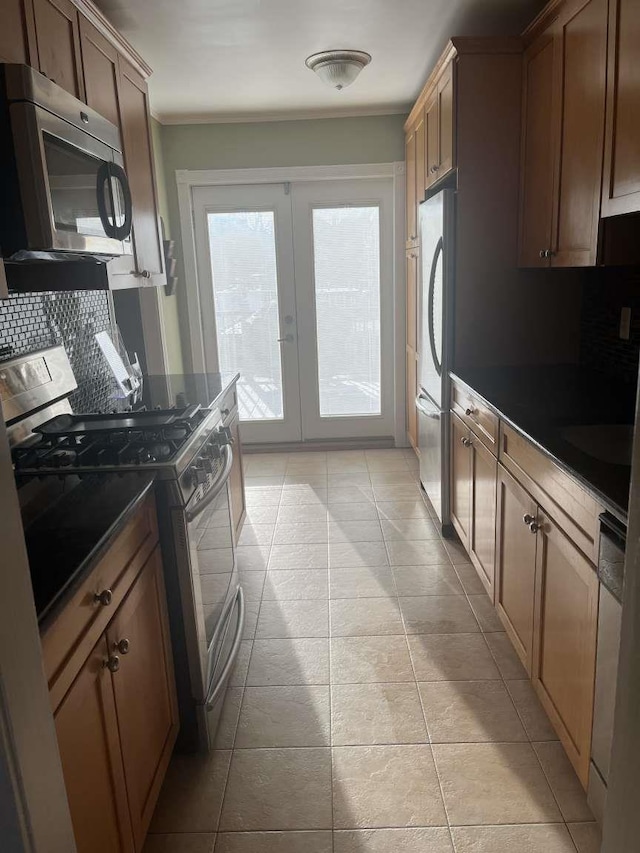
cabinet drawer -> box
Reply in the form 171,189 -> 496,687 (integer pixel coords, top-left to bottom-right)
499,422 -> 601,563
43,491 -> 158,712
451,381 -> 498,453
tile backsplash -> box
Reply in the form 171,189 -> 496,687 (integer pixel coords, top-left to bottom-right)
580,267 -> 640,385
0,290 -> 118,412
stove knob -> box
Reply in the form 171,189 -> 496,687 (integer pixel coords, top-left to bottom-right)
191,464 -> 207,486
202,457 -> 214,474
217,426 -> 233,445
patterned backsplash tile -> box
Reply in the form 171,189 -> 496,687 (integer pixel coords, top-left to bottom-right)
0,290 -> 119,413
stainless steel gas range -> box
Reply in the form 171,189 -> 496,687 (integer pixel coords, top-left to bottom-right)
4,345 -> 243,752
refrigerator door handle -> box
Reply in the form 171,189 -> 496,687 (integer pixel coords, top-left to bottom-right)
427,237 -> 444,377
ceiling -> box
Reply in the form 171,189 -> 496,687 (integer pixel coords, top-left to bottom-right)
95,0 -> 545,124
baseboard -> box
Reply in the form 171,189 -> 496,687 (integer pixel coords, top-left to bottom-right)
244,437 -> 397,454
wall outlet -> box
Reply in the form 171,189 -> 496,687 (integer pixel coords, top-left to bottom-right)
620,306 -> 632,340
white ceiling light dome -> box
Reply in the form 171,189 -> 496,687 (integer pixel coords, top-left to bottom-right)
305,50 -> 372,91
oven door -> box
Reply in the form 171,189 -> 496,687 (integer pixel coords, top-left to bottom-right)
172,445 -> 243,747
9,100 -> 132,255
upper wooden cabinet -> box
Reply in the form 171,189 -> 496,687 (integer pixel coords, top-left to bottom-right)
405,48 -> 456,244
426,62 -> 455,189
116,58 -> 165,285
32,0 -> 85,98
405,129 -> 417,246
518,0 -> 609,267
79,15 -> 120,128
601,0 -> 640,216
0,0 -> 37,63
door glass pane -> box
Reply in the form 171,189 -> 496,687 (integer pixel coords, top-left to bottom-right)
312,206 -> 381,416
207,211 -> 283,420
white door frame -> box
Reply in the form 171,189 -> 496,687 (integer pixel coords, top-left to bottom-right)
176,162 -> 407,445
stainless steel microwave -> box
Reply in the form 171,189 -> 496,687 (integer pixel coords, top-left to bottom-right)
0,64 -> 132,259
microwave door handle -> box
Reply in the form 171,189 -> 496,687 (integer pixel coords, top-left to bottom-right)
96,160 -> 116,238
108,162 -> 133,241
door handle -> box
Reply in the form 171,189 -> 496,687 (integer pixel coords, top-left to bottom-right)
277,334 -> 294,343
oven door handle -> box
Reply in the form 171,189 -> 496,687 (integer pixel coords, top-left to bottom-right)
184,444 -> 233,523
205,585 -> 245,710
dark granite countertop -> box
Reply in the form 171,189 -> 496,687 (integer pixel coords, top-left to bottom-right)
136,371 -> 240,412
450,365 -> 636,524
25,472 -> 155,629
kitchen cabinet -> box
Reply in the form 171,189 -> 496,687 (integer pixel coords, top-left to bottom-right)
532,511 -> 599,787
44,493 -> 178,852
106,547 -> 178,850
414,114 -> 426,213
0,0 -> 37,63
426,62 -> 455,189
406,249 -> 418,351
495,464 -> 538,672
32,0 -> 85,99
450,412 -> 471,549
601,0 -> 640,216
518,0 -> 608,267
405,129 -> 417,246
406,349 -> 418,449
405,248 -> 419,449
451,410 -> 497,597
115,58 -> 165,286
54,636 -> 135,853
228,410 -> 246,538
79,15 -> 120,128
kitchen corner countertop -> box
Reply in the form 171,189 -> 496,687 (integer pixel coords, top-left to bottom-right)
450,365 -> 636,524
25,472 -> 156,629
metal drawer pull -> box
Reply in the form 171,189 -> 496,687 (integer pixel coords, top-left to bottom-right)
94,589 -> 113,606
206,586 -> 246,710
115,639 -> 130,655
461,437 -> 472,447
465,407 -> 475,416
523,514 -> 540,533
528,521 -> 541,534
104,655 -> 120,673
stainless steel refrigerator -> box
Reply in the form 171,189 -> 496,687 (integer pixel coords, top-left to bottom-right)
416,189 -> 455,533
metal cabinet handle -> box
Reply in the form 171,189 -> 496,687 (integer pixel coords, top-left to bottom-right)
103,655 -> 120,673
277,334 -> 294,343
461,436 -> 472,447
523,514 -> 535,525
131,269 -> 151,278
221,408 -> 230,417
529,521 -> 541,533
94,589 -> 113,606
115,639 -> 130,655
465,407 -> 475,417
430,164 -> 440,174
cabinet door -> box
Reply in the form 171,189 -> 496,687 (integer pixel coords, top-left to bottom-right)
79,15 -> 120,128
0,0 -> 37,63
450,412 -> 471,549
425,94 -> 439,189
405,130 -> 417,245
550,0 -> 608,267
116,57 -> 165,285
495,465 -> 538,672
415,114 -> 426,214
32,0 -> 84,98
406,249 -> 418,351
469,436 -> 497,598
532,512 -> 599,787
54,636 -> 134,853
228,411 -> 246,538
602,0 -> 640,216
437,62 -> 455,177
406,349 -> 418,448
106,547 -> 178,850
517,32 -> 555,267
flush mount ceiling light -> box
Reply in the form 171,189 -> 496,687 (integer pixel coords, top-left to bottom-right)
305,50 -> 372,91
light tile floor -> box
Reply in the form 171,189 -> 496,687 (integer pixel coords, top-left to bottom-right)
146,448 -> 601,853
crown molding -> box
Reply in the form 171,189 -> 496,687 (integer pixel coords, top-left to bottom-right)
154,104 -> 411,126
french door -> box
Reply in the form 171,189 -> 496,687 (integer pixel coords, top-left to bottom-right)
191,178 -> 394,444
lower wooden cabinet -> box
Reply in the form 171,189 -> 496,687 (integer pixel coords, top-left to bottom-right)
228,410 -> 246,538
532,512 -> 599,787
106,547 -> 178,850
450,412 -> 472,547
450,411 -> 497,597
406,349 -> 418,449
54,636 -> 135,853
53,545 -> 178,852
495,464 -> 538,673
